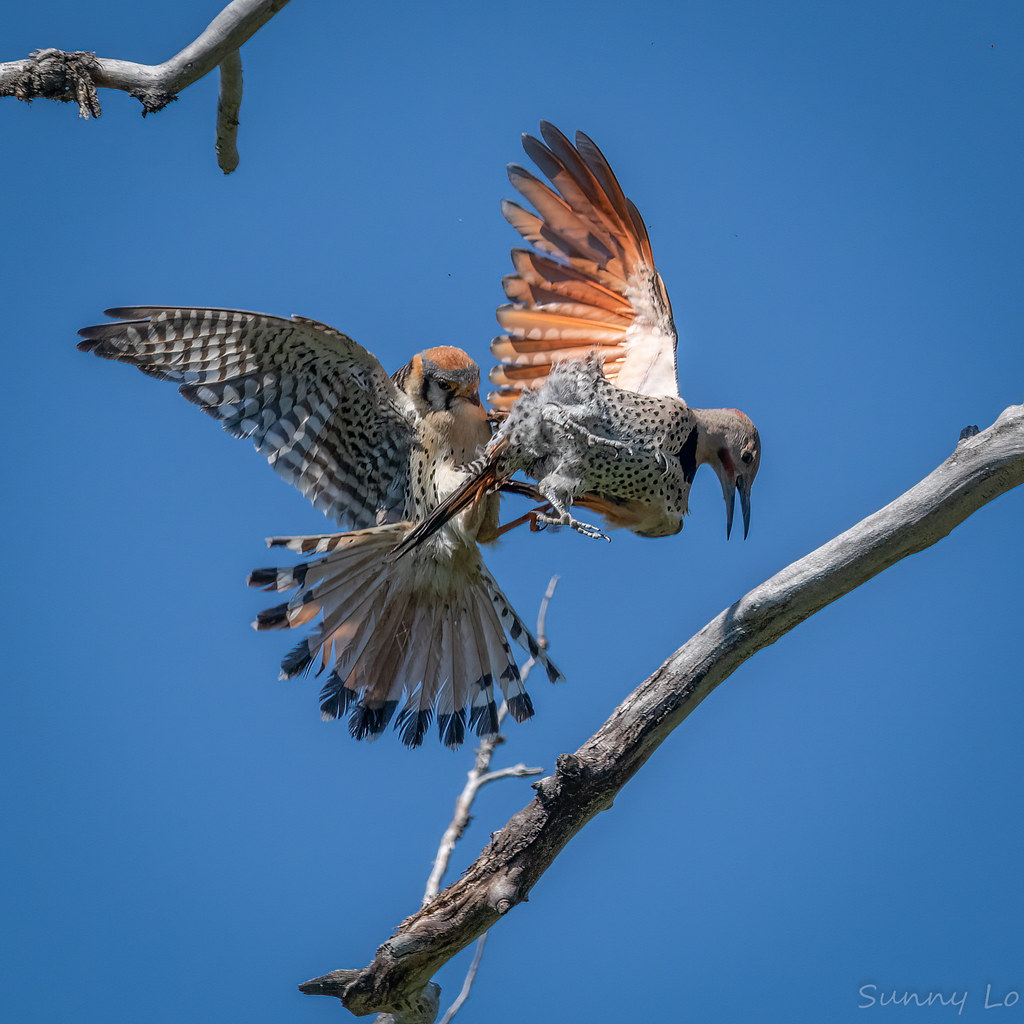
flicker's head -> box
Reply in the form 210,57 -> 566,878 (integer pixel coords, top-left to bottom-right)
695,408 -> 761,539
394,346 -> 484,417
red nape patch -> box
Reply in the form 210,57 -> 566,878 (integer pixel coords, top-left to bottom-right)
726,408 -> 752,424
420,345 -> 478,371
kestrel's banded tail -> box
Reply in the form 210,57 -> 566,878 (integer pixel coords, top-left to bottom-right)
248,524 -> 559,749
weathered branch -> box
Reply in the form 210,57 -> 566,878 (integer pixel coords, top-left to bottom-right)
0,0 -> 289,170
300,401 -> 1024,1017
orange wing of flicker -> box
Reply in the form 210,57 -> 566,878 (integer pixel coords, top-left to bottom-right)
489,122 -> 680,413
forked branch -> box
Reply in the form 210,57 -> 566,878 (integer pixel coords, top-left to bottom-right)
300,401 -> 1024,1019
0,0 -> 290,172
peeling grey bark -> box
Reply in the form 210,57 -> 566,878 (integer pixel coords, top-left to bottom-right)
301,402 -> 1024,1018
0,0 -> 289,171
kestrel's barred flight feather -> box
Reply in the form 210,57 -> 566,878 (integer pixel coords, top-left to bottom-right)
78,308 -> 560,749
81,309 -> 416,530
401,122 -> 761,553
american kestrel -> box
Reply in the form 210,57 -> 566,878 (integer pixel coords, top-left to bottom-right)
78,311 -> 561,748
398,122 -> 761,555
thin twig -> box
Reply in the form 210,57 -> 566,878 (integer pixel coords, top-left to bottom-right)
437,934 -> 488,1024
535,574 -> 558,650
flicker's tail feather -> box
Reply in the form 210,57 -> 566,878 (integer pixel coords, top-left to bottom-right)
248,522 -> 561,748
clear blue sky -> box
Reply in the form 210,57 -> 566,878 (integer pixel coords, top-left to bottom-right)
3,2 -> 1022,1021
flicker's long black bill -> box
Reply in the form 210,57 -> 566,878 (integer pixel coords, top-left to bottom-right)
738,474 -> 751,540
724,475 -> 751,540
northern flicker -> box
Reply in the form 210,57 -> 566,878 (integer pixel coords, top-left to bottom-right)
398,122 -> 761,555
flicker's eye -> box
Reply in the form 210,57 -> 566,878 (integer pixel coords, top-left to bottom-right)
741,451 -> 754,464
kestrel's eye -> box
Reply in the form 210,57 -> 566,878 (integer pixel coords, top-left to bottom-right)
741,451 -> 754,464
437,380 -> 456,392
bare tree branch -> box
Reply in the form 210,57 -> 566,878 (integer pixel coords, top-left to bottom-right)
0,0 -> 289,170
300,401 -> 1024,1017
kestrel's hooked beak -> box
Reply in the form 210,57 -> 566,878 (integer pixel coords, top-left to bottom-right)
721,473 -> 752,540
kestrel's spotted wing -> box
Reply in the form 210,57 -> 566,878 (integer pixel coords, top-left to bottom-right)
78,307 -> 418,530
490,121 -> 680,411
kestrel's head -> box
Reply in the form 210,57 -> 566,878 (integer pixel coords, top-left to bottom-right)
395,346 -> 483,416
695,408 -> 761,540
